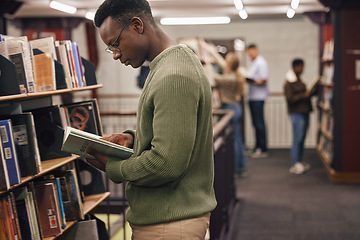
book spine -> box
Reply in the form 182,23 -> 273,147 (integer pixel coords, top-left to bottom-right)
9,193 -> 22,240
0,120 -> 21,186
55,178 -> 67,229
0,134 -> 10,191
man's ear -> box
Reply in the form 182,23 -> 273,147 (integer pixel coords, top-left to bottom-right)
131,17 -> 144,34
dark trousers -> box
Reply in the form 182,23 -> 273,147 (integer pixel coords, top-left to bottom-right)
249,100 -> 267,152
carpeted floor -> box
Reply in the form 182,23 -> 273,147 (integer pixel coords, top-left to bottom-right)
230,148 -> 360,240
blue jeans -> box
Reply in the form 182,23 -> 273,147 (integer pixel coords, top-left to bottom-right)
248,100 -> 267,152
290,113 -> 309,165
222,103 -> 246,172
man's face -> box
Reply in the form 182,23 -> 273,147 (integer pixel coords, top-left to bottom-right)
246,48 -> 258,60
99,16 -> 147,68
294,64 -> 304,75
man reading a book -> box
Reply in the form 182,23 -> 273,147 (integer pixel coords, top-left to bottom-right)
85,0 -> 217,239
284,58 -> 318,174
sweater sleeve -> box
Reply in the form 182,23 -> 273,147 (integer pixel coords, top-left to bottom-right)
106,73 -> 200,187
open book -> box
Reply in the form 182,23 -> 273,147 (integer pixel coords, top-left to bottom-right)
61,127 -> 133,160
308,76 -> 321,95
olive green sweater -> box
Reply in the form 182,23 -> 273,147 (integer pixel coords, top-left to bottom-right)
106,44 -> 217,225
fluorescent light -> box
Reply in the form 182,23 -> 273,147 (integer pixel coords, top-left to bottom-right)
287,8 -> 295,18
50,1 -> 77,14
86,11 -> 95,20
238,10 -> 248,20
291,0 -> 300,9
160,17 -> 231,25
234,0 -> 243,10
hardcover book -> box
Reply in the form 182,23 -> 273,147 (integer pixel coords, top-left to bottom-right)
3,113 -> 42,177
64,99 -> 102,136
33,181 -> 62,237
61,126 -> 133,160
0,134 -> 10,191
0,119 -> 21,186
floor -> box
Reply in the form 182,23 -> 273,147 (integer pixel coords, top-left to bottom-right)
230,148 -> 360,240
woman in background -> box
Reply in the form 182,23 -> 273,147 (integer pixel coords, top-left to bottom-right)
201,40 -> 247,177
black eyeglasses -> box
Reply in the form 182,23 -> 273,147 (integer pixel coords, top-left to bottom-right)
105,19 -> 131,54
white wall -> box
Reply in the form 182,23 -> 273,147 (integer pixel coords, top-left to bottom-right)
160,16 -> 319,93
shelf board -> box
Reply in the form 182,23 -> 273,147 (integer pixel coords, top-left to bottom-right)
317,147 -> 360,183
0,84 -> 102,103
0,155 -> 79,196
44,192 -> 110,240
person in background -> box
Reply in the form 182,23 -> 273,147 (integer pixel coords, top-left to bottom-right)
284,58 -> 317,174
246,44 -> 269,158
201,40 -> 247,177
85,0 -> 217,239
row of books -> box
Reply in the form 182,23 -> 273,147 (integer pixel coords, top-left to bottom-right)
317,40 -> 334,165
320,110 -> 334,138
0,34 -> 97,97
318,85 -> 333,111
0,161 -> 86,239
0,99 -> 102,192
318,134 -> 334,164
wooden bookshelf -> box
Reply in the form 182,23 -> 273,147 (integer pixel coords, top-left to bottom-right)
44,192 -> 110,240
316,2 -> 360,183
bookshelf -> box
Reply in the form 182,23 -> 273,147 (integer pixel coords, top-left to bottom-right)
316,2 -> 360,183
0,84 -> 110,239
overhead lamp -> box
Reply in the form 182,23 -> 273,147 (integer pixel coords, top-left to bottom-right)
234,0 -> 243,10
160,17 -> 231,25
287,8 -> 295,18
291,0 -> 300,10
50,1 -> 77,14
85,11 -> 95,20
238,10 -> 248,20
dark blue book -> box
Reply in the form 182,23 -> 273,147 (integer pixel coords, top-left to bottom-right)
0,119 -> 21,185
3,113 -> 42,177
0,134 -> 10,191
13,187 -> 33,240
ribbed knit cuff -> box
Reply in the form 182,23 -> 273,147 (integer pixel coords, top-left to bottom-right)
106,157 -> 126,183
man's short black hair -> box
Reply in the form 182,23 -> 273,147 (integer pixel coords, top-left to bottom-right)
292,58 -> 304,68
246,44 -> 257,49
94,0 -> 154,27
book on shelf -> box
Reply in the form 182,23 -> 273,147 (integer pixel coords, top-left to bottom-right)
0,119 -> 21,186
33,180 -> 62,237
63,99 -> 103,136
0,134 -> 10,191
1,113 -> 42,177
7,192 -> 22,240
0,195 -> 19,240
6,39 -> 31,94
62,126 -> 134,160
52,167 -> 85,221
13,185 -> 42,240
7,36 -> 36,94
32,48 -> 56,92
55,41 -> 74,88
29,36 -> 57,61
